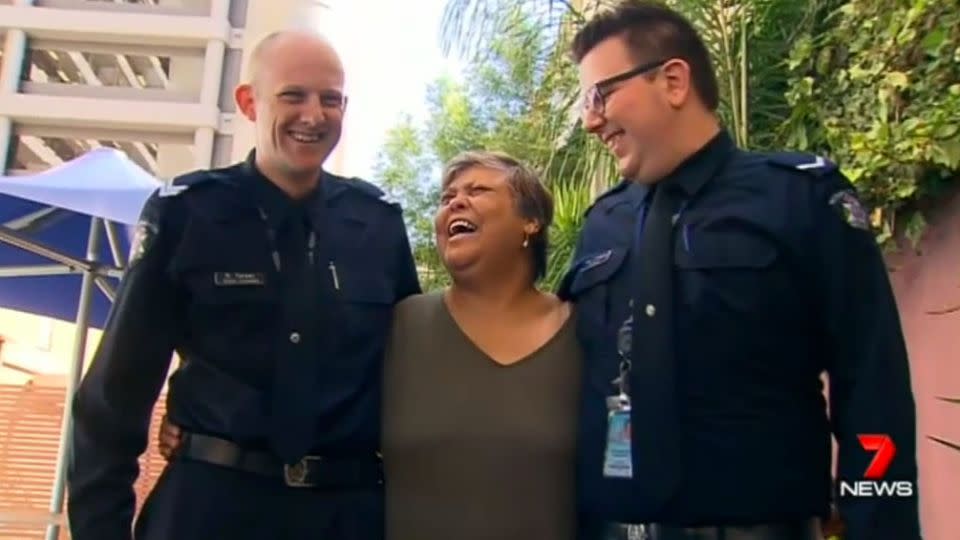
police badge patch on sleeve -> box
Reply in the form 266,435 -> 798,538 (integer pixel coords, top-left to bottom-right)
129,220 -> 157,264
829,190 -> 870,230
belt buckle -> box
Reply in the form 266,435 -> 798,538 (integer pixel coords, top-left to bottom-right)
611,524 -> 648,540
283,455 -> 322,487
626,524 -> 649,540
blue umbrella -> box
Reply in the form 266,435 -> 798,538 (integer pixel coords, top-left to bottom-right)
0,147 -> 161,540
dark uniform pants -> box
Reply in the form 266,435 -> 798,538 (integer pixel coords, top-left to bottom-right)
580,520 -> 821,540
134,459 -> 384,540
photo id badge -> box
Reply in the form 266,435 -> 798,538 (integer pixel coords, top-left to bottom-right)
603,399 -> 633,479
605,308 -> 634,479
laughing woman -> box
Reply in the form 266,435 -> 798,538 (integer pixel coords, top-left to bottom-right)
381,151 -> 581,540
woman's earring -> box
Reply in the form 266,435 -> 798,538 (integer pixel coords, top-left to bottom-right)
522,234 -> 529,248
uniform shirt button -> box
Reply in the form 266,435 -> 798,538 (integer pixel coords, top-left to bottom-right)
645,304 -> 656,317
289,332 -> 301,344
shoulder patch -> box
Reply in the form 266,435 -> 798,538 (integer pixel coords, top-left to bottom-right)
128,219 -> 158,264
585,180 -> 630,217
766,152 -> 839,177
828,189 -> 870,230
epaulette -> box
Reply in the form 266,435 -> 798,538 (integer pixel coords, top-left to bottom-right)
765,152 -> 839,178
584,179 -> 630,217
341,175 -> 403,210
159,169 -> 223,197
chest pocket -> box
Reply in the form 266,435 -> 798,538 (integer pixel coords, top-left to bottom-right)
335,267 -> 396,341
563,248 -> 629,329
673,224 -> 779,313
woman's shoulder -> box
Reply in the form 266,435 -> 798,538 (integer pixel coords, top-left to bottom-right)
394,290 -> 446,323
538,291 -> 575,320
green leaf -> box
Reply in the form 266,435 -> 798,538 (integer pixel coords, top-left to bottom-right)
935,124 -> 959,139
934,139 -> 960,169
921,27 -> 947,55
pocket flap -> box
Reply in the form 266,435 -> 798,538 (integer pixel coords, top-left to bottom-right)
339,270 -> 396,305
674,227 -> 777,269
560,248 -> 628,298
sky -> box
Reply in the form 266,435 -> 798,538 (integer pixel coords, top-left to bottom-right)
315,0 -> 464,180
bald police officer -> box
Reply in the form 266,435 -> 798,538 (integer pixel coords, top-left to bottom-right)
559,3 -> 920,540
67,31 -> 420,540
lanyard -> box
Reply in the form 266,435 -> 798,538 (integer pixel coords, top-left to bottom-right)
256,207 -> 319,274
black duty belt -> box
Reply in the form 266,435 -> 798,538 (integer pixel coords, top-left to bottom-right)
177,432 -> 384,489
600,519 -> 821,540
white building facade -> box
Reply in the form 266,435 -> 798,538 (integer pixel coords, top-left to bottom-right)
0,0 -> 344,183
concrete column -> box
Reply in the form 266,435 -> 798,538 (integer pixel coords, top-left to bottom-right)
229,0 -> 346,174
193,127 -> 215,170
197,0 -> 229,170
0,0 -> 33,172
154,0 -> 219,178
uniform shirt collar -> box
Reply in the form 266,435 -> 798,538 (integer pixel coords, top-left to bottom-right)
241,149 -> 325,229
663,129 -> 736,197
631,129 -> 737,206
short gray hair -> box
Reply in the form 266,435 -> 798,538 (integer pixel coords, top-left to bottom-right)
441,150 -> 554,281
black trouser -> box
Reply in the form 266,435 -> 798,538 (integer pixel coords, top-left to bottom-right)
133,458 -> 384,540
580,519 -> 821,540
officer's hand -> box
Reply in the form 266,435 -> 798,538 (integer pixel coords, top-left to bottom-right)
157,414 -> 182,461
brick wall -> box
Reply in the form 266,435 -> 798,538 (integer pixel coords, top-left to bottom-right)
0,383 -> 167,539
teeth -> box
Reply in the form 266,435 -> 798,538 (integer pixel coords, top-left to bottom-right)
290,132 -> 322,143
448,219 -> 477,236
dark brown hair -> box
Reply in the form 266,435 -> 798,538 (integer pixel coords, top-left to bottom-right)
441,151 -> 554,281
571,0 -> 719,111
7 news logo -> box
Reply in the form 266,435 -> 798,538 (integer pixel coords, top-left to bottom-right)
839,434 -> 914,498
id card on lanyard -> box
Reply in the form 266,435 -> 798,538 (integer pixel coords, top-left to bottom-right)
603,192 -> 687,480
603,350 -> 633,478
602,190 -> 687,480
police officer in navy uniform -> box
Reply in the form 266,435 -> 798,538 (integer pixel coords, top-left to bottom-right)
67,30 -> 420,540
559,3 -> 921,540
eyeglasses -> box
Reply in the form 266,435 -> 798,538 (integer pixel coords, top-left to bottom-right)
581,59 -> 668,117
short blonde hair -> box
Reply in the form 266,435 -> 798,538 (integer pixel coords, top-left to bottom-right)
441,151 -> 554,280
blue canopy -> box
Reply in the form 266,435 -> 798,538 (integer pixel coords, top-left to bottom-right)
0,147 -> 162,540
0,148 -> 161,328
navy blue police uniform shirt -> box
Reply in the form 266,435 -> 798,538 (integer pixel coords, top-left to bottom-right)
559,130 -> 920,539
67,150 -> 421,540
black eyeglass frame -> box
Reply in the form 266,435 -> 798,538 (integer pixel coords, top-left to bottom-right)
582,58 -> 668,116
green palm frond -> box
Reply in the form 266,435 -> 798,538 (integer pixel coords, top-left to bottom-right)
440,0 -> 584,63
543,179 -> 595,291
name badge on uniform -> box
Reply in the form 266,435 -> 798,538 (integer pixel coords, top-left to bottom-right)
604,310 -> 634,479
214,272 -> 266,287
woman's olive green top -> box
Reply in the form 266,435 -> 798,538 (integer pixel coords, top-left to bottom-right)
382,292 -> 582,540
